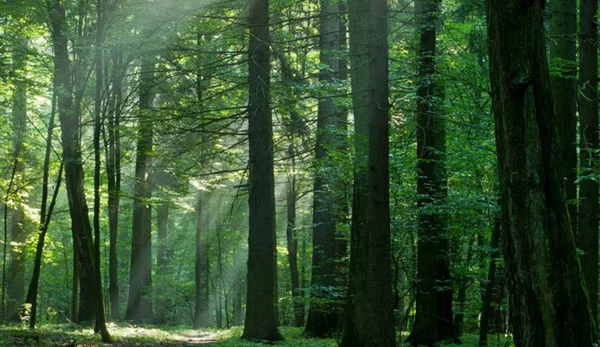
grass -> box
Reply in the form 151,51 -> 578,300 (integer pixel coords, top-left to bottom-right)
0,323 -> 514,346
0,324 -> 338,346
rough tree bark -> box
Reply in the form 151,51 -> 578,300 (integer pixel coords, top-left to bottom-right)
241,0 -> 282,341
340,0 -> 394,345
577,0 -> 599,320
486,0 -> 598,345
304,0 -> 347,337
408,0 -> 454,344
549,0 -> 577,233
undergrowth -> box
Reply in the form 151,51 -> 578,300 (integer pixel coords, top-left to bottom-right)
0,323 -> 513,346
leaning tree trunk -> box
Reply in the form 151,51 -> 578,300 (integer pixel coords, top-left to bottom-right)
486,0 -> 598,345
46,0 -> 111,341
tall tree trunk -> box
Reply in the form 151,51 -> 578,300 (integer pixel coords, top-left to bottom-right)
304,0 -> 347,337
340,0 -> 394,345
241,0 -> 282,341
92,0 -> 105,333
25,85 -> 62,329
125,57 -> 155,323
453,237 -> 474,336
577,0 -> 599,321
234,263 -> 244,326
549,0 -> 577,233
155,201 -> 170,324
104,50 -> 123,322
5,35 -> 28,323
408,0 -> 454,344
46,0 -> 111,341
285,175 -> 304,327
193,190 -> 210,328
486,0 -> 598,345
479,213 -> 501,346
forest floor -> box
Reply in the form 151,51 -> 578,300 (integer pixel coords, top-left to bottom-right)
0,324 -> 338,347
0,323 -> 512,346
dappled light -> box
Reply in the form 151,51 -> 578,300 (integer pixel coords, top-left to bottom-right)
0,0 -> 596,346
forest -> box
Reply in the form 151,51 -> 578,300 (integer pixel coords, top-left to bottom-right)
0,0 -> 598,346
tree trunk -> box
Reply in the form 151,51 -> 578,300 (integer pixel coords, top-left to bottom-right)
6,35 -> 28,323
155,201 -> 170,324
285,177 -> 304,327
234,274 -> 244,326
549,0 -> 577,233
486,1 -> 598,345
92,0 -> 105,333
340,0 -> 394,345
25,85 -> 61,329
193,190 -> 210,328
408,0 -> 454,344
46,0 -> 111,341
479,213 -> 501,346
453,237 -> 474,337
577,0 -> 599,321
125,57 -> 155,323
241,0 -> 282,341
304,0 -> 347,337
104,50 -> 123,322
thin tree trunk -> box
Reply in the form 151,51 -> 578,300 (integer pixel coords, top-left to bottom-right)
193,190 -> 210,328
577,0 -> 599,321
479,214 -> 501,347
92,0 -> 106,333
286,176 -> 303,327
5,35 -> 28,323
25,84 -> 60,329
104,50 -> 123,322
155,201 -> 170,324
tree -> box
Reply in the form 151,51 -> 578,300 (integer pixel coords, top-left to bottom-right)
104,49 -> 124,322
241,0 -> 283,340
407,0 -> 455,344
340,0 -> 394,344
577,0 -> 598,320
485,0 -> 598,345
46,0 -> 111,341
5,35 -> 28,323
126,56 -> 155,323
304,0 -> 347,336
193,190 -> 210,328
549,0 -> 576,232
